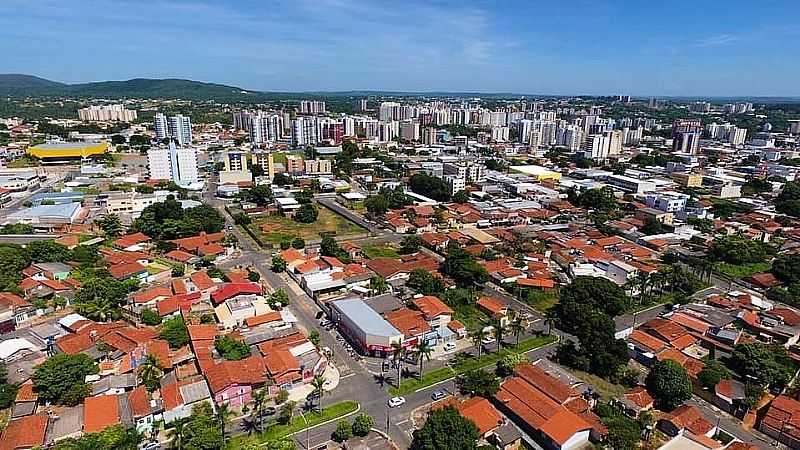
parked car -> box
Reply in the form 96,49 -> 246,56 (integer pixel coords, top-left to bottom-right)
443,342 -> 456,352
388,396 -> 406,408
481,336 -> 496,345
431,390 -> 447,401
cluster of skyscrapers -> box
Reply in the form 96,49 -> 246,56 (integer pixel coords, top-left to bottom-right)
77,104 -> 137,122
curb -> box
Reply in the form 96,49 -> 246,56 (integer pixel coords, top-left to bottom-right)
289,403 -> 362,439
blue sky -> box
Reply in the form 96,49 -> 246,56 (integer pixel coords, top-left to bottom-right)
1,0 -> 798,96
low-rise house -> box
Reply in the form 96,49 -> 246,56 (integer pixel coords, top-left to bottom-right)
211,283 -> 268,329
477,296 -> 510,327
759,395 -> 800,448
113,232 -> 152,251
615,386 -> 653,418
658,405 -> 716,438
204,355 -> 267,407
161,378 -> 213,424
128,385 -> 163,433
0,413 -> 48,450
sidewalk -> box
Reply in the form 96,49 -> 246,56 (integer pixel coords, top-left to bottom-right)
287,363 -> 341,403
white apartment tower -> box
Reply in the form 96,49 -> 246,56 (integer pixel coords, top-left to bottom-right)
291,117 -> 319,147
147,142 -> 198,185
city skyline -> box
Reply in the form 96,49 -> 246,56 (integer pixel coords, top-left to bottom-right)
0,0 -> 798,96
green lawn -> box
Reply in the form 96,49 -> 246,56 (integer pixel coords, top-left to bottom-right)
249,205 -> 367,245
227,401 -> 358,449
714,261 -> 771,278
361,243 -> 400,259
389,335 -> 558,395
569,370 -> 627,401
520,290 -> 559,313
452,304 -> 492,333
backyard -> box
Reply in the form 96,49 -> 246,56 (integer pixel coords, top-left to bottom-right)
248,204 -> 367,246
361,242 -> 400,259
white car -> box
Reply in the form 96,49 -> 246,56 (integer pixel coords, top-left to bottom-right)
388,396 -> 406,408
443,342 -> 456,352
481,336 -> 496,345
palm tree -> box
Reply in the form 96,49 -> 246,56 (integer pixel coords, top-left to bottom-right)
137,354 -> 163,392
494,319 -> 507,353
470,329 -> 487,359
369,275 -> 389,296
78,297 -> 119,322
216,403 -> 232,444
251,389 -> 267,432
311,375 -> 326,412
391,341 -> 406,388
510,315 -> 525,347
415,340 -> 433,379
167,420 -> 185,450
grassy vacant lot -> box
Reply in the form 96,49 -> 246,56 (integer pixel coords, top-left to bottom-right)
227,401 -> 358,449
389,335 -> 558,395
249,205 -> 367,245
569,369 -> 627,401
452,303 -> 492,333
361,242 -> 400,259
519,289 -> 559,313
714,261 -> 771,278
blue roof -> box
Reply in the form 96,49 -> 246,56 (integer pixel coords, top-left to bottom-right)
332,298 -> 401,338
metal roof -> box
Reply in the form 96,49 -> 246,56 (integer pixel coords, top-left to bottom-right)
331,298 -> 401,338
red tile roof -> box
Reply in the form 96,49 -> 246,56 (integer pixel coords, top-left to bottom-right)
108,261 -> 147,280
458,396 -> 503,436
477,296 -> 507,315
84,394 -> 120,433
412,296 -> 453,319
762,395 -> 800,442
0,414 -> 48,450
128,385 -> 151,418
165,249 -> 196,263
665,405 -> 714,436
190,270 -> 216,291
14,380 -> 37,403
133,286 -> 173,304
204,356 -> 266,394
384,308 -> 431,337
114,232 -> 151,249
623,386 -> 653,409
188,324 -> 219,341
211,282 -> 262,304
172,232 -> 225,252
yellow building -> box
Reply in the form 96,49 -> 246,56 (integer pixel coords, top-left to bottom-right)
509,165 -> 562,181
27,142 -> 109,161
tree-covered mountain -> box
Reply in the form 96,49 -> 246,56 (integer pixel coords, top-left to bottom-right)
0,75 -> 259,101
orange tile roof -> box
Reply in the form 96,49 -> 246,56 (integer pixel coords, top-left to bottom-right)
0,414 -> 48,450
623,386 -> 653,409
204,356 -> 266,394
165,249 -> 196,262
133,286 -> 173,304
516,277 -> 556,289
514,363 -> 578,404
114,232 -> 151,249
128,385 -> 151,418
263,349 -> 301,377
190,270 -> 216,291
665,405 -> 714,436
171,278 -> 188,295
84,394 -> 120,433
108,261 -> 146,280
458,396 -> 503,436
477,296 -> 506,315
412,296 -> 453,319
188,324 -> 219,341
628,329 -> 668,353
211,282 -> 262,304
448,320 -> 465,332
279,248 -> 305,263
245,312 -> 283,327
384,308 -> 431,337
14,380 -> 37,403
172,232 -> 225,252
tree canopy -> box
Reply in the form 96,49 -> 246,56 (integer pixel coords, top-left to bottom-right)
441,241 -> 489,287
645,360 -> 693,410
410,406 -> 479,450
215,335 -> 251,360
160,316 -> 190,349
728,342 -> 796,388
409,173 -> 451,202
131,198 -> 224,240
708,236 -> 774,265
33,353 -> 98,405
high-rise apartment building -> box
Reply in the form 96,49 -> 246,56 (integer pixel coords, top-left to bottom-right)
399,120 -> 420,141
299,100 -> 326,115
672,119 -> 702,154
291,117 -> 319,147
728,127 -> 747,147
153,113 -> 192,146
379,102 -> 402,121
250,113 -> 284,145
147,142 -> 198,185
78,104 -> 137,122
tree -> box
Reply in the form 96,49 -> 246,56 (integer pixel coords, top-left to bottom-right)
160,317 -> 190,349
239,184 -> 274,207
291,237 -> 305,249
27,239 -> 71,262
568,186 -> 617,212
407,269 -> 445,296
308,330 -> 321,349
708,236 -> 774,265
140,308 -> 162,326
441,241 -> 489,287
728,342 -> 795,388
33,353 -> 98,405
470,329 -> 487,359
247,269 -> 261,282
697,359 -> 731,390
97,214 -> 125,238
311,374 -> 326,412
216,403 -> 232,445
0,223 -> 34,234
410,406 -> 479,450
273,172 -> 294,186
294,203 -> 319,223
772,254 -> 800,284
271,255 -> 287,272
645,360 -> 693,410
452,190 -> 470,204
456,369 -> 499,398
415,340 -> 434,379
776,181 -> 800,217
369,275 -> 389,296
278,400 -> 297,425
182,402 -> 224,450
409,173 -> 451,202
332,419 -> 353,442
269,288 -> 290,308
509,315 -> 525,347
352,413 -> 374,436
49,424 -> 143,450
496,353 -> 525,377
640,217 -> 665,235
167,420 -> 186,450
595,402 -> 643,450
493,318 -> 507,352
399,235 -> 423,254
138,354 -> 163,392
214,335 -> 251,360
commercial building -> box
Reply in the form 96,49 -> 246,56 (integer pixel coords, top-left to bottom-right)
329,298 -> 403,356
605,174 -> 656,194
147,142 -> 199,186
78,104 -> 137,122
26,142 -> 109,162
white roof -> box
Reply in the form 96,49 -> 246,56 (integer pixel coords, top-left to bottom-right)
0,338 -> 37,360
275,197 -> 299,206
289,341 -> 316,357
340,192 -> 366,200
59,313 -> 87,328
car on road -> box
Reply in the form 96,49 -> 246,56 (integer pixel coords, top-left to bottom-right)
431,390 -> 447,401
481,336 -> 496,345
139,442 -> 159,450
443,342 -> 456,352
387,396 -> 406,408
